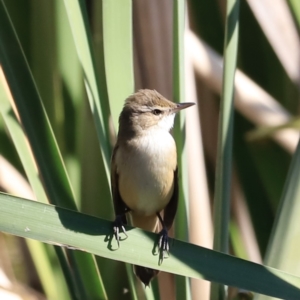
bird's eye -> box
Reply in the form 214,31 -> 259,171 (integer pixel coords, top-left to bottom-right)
153,109 -> 162,115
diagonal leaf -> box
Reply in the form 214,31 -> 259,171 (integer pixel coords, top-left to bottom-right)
0,2 -> 107,299
0,71 -> 70,300
1,192 -> 300,300
0,0 -> 75,210
255,138 -> 300,300
247,117 -> 300,141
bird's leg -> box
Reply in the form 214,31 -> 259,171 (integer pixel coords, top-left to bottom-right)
157,212 -> 169,265
112,214 -> 128,248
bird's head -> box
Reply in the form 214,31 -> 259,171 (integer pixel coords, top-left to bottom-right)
119,89 -> 194,133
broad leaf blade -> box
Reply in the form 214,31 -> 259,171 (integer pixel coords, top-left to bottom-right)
1,193 -> 300,300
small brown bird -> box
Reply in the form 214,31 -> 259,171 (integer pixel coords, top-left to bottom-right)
111,89 -> 194,285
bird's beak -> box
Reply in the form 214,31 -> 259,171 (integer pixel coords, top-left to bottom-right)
173,102 -> 195,113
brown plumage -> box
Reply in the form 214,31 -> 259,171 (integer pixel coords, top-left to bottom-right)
111,89 -> 194,285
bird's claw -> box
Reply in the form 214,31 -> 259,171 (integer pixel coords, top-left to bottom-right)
158,228 -> 169,265
113,215 -> 128,248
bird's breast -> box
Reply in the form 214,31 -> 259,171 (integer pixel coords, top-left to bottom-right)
116,130 -> 177,217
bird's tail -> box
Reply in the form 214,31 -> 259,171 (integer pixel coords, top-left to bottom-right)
134,265 -> 159,286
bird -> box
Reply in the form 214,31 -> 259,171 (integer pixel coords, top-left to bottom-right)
111,89 -> 195,285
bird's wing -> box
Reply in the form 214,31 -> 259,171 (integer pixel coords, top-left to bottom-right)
111,145 -> 128,224
162,167 -> 179,230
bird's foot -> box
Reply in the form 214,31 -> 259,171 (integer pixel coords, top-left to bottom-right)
113,215 -> 128,248
158,227 -> 169,265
